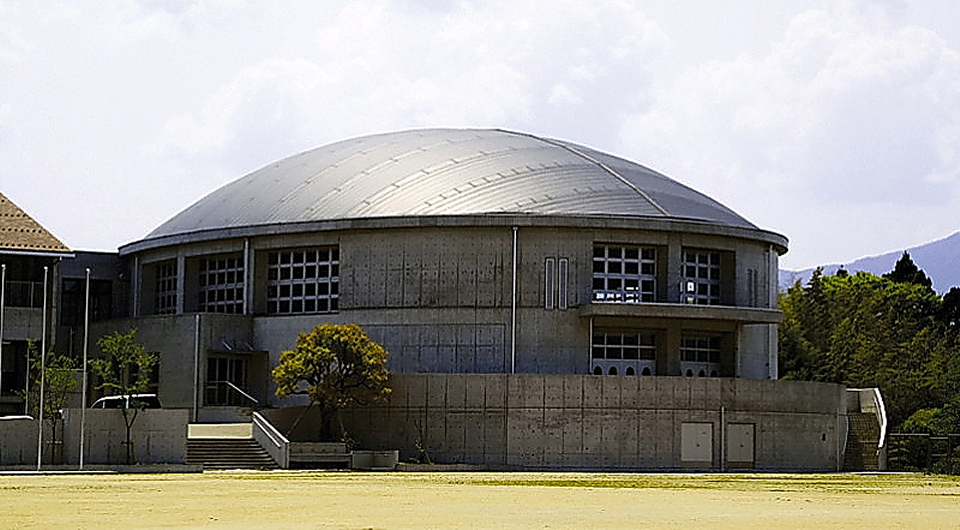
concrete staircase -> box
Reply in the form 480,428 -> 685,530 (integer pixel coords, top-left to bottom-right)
843,412 -> 881,471
186,423 -> 279,470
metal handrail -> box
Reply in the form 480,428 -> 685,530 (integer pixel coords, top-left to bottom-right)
252,412 -> 289,468
872,388 -> 888,450
207,380 -> 259,405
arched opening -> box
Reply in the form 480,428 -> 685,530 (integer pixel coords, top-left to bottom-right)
710,369 -> 719,377
608,366 -> 618,375
685,369 -> 693,377
641,367 -> 651,376
625,367 -> 635,376
698,369 -> 705,377
593,366 -> 602,375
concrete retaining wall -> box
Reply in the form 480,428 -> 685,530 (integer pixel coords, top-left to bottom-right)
60,409 -> 189,465
338,374 -> 846,471
1,409 -> 188,466
0,418 -> 42,465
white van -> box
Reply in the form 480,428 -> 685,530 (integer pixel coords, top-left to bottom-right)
90,394 -> 162,409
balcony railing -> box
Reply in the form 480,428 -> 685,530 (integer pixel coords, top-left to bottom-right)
592,289 -> 648,304
205,380 -> 259,407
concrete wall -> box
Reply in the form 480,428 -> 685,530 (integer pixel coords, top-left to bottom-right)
60,408 -> 188,464
128,222 -> 783,388
1,409 -> 188,466
338,374 -> 846,471
89,313 -> 266,411
0,418 -> 42,465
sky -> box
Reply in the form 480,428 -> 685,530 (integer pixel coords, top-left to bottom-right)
2,0 -> 959,270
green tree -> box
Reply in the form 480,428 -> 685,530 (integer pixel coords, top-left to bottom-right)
89,329 -> 159,464
940,287 -> 960,328
22,342 -> 79,461
779,269 -> 951,427
883,251 -> 933,290
272,324 -> 391,441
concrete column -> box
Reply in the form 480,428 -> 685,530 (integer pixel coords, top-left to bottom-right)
662,324 -> 682,376
175,254 -> 186,314
665,235 -> 682,303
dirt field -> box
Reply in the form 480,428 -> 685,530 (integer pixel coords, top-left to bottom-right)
2,471 -> 959,529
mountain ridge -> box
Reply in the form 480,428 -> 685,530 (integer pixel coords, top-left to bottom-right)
779,231 -> 960,293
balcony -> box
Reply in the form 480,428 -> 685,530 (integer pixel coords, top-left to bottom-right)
579,301 -> 781,324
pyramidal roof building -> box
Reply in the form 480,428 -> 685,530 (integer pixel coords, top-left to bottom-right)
0,192 -> 71,256
2,130 -> 870,472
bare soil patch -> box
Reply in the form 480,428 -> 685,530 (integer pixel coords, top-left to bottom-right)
2,472 -> 958,529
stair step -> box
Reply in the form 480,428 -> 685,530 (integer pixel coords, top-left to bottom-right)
842,413 -> 881,471
186,438 -> 279,470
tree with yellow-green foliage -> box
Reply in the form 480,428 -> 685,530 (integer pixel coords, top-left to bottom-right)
89,328 -> 159,464
779,258 -> 960,432
272,324 -> 391,441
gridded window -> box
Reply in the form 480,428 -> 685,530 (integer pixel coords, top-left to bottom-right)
592,331 -> 657,360
592,245 -> 656,303
198,256 -> 244,314
155,261 -> 178,315
681,335 -> 721,363
267,247 -> 339,315
681,249 -> 721,305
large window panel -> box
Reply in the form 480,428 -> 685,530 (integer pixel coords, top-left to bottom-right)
155,261 -> 178,315
680,334 -> 721,377
681,249 -> 721,305
199,255 -> 244,314
267,247 -> 339,315
591,330 -> 658,376
592,244 -> 657,303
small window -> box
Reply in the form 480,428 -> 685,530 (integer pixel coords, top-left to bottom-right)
544,258 -> 555,310
558,258 -> 568,310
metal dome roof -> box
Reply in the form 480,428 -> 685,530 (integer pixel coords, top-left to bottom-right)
145,128 -> 758,240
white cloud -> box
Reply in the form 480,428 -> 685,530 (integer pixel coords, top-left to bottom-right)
618,3 -> 960,268
4,0 -> 958,266
152,0 -> 669,177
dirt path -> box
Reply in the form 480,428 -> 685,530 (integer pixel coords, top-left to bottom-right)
2,472 -> 958,529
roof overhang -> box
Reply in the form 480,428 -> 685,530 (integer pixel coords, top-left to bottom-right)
119,213 -> 789,257
0,249 -> 75,259
579,302 -> 782,324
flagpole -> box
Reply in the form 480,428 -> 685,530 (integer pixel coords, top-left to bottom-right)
0,263 -> 6,399
36,265 -> 48,471
80,267 -> 90,470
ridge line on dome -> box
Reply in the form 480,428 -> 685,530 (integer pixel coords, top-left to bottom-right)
499,129 -> 670,217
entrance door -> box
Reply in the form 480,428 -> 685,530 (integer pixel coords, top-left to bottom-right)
727,423 -> 756,468
206,356 -> 249,406
681,422 -> 713,468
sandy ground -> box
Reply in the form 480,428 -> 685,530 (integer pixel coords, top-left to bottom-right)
1,472 -> 959,529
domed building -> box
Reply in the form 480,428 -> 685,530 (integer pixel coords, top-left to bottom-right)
79,129 -> 851,470
123,128 -> 785,379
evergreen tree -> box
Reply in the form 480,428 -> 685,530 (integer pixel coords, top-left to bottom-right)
779,269 -> 952,427
940,287 -> 960,328
883,251 -> 933,290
